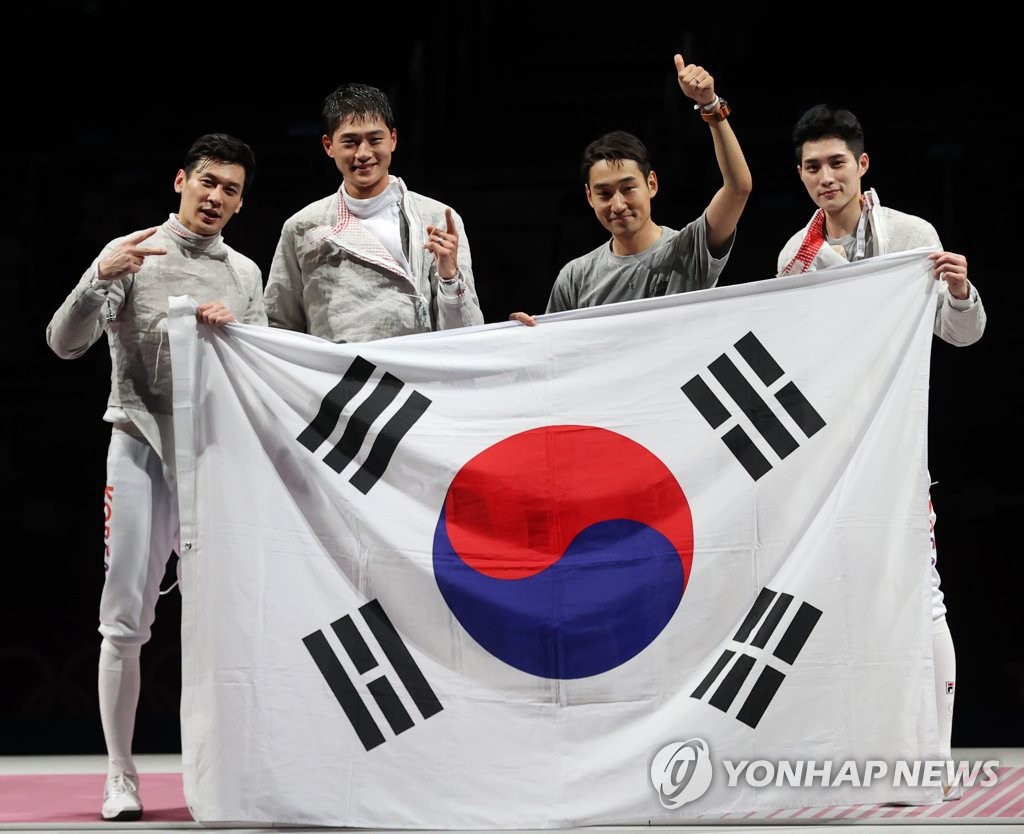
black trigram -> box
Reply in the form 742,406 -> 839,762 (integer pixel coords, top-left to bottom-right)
297,356 -> 430,494
682,331 -> 825,481
303,599 -> 443,751
691,587 -> 821,729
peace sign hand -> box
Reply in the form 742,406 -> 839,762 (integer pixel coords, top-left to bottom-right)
97,227 -> 168,280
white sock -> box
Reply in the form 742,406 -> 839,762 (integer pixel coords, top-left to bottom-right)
98,638 -> 141,776
932,616 -> 956,763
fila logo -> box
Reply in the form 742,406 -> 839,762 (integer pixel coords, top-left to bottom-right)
682,331 -> 825,481
303,599 -> 443,751
297,356 -> 431,493
691,587 -> 821,728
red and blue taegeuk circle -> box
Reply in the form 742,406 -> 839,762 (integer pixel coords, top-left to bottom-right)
433,426 -> 694,679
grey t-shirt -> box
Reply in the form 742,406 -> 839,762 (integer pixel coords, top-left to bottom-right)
545,211 -> 732,313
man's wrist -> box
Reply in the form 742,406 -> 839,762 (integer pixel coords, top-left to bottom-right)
438,267 -> 467,299
439,267 -> 462,285
695,96 -> 730,123
90,266 -> 112,291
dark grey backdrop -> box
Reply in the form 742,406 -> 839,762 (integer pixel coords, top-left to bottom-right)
4,3 -> 1017,754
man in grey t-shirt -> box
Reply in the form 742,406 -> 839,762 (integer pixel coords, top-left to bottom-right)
511,53 -> 751,323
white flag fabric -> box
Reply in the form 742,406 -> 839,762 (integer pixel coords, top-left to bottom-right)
169,249 -> 943,827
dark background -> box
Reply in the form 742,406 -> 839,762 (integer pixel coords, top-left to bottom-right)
3,4 -> 1018,755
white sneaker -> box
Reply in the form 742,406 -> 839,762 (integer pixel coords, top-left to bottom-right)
101,771 -> 143,821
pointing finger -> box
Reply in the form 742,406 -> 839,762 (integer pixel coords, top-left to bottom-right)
126,227 -> 159,246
